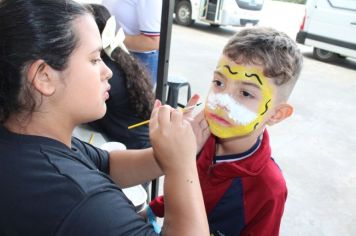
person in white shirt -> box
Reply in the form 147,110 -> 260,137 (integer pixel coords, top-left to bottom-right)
102,0 -> 162,86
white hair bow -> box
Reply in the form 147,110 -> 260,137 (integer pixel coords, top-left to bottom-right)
102,16 -> 129,58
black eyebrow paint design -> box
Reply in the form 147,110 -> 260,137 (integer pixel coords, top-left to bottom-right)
224,65 -> 238,75
245,73 -> 262,85
260,99 -> 271,116
253,122 -> 259,130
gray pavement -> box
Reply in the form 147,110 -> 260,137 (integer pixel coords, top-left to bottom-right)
166,1 -> 356,235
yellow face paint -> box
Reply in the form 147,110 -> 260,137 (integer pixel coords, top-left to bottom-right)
205,56 -> 274,138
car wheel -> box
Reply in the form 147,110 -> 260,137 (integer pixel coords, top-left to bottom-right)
313,48 -> 338,62
210,23 -> 220,28
175,1 -> 193,26
240,19 -> 258,27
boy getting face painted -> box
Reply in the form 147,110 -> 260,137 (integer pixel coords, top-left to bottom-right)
205,56 -> 274,138
148,27 -> 303,236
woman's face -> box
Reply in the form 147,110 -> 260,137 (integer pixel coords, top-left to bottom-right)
55,14 -> 112,125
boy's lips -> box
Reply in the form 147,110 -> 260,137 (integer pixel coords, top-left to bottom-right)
207,112 -> 232,126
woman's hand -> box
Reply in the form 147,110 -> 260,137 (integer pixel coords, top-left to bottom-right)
190,110 -> 210,153
149,100 -> 197,174
149,100 -> 210,235
183,94 -> 210,154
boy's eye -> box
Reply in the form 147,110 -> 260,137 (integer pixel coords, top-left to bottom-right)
212,79 -> 224,87
241,90 -> 255,98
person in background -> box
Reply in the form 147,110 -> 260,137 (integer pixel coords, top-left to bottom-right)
147,27 -> 304,235
0,0 -> 209,235
87,4 -> 154,150
102,0 -> 162,86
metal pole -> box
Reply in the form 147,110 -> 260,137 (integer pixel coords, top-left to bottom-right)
151,0 -> 175,201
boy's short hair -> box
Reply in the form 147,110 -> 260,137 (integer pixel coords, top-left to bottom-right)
223,27 -> 303,101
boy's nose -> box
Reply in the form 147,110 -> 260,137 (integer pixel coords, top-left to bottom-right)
220,102 -> 231,112
218,92 -> 236,111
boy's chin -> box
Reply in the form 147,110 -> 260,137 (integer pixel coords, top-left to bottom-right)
215,133 -> 252,141
212,127 -> 265,142
209,124 -> 254,139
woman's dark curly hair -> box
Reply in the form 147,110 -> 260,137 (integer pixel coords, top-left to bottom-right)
110,48 -> 155,119
87,4 -> 154,120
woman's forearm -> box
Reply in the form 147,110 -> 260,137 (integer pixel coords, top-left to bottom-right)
161,166 -> 209,235
109,148 -> 162,188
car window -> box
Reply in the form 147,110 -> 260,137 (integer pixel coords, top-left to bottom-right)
327,0 -> 356,11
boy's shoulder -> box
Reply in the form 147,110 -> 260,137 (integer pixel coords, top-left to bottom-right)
255,158 -> 287,190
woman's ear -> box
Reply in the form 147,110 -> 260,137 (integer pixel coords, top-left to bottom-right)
267,103 -> 294,126
27,60 -> 57,96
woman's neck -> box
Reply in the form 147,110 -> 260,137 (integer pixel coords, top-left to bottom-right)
3,112 -> 74,147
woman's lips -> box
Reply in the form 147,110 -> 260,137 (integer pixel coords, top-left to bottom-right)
207,112 -> 232,126
104,91 -> 110,100
104,85 -> 111,100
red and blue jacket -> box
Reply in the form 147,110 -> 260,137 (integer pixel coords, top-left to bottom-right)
149,130 -> 287,236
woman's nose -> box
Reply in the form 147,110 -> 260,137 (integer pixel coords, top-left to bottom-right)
102,62 -> 113,81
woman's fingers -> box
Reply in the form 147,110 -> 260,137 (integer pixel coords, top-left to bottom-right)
157,105 -> 172,130
186,94 -> 200,108
171,109 -> 183,126
191,110 -> 210,153
149,102 -> 197,174
183,94 -> 200,117
149,100 -> 161,131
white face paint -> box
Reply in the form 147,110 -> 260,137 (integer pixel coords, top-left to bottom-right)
207,93 -> 258,125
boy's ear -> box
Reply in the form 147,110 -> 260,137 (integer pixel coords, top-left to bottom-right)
27,59 -> 57,96
267,103 -> 294,126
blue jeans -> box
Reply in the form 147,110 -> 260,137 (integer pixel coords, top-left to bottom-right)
131,50 -> 159,86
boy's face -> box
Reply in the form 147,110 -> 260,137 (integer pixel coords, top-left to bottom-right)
205,56 -> 277,139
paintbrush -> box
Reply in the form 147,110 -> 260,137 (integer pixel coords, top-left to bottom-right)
128,103 -> 202,129
88,133 -> 95,144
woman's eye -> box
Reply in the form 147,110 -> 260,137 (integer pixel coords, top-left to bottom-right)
212,79 -> 224,87
91,58 -> 102,64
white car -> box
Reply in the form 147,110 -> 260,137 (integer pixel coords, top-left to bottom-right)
296,0 -> 356,61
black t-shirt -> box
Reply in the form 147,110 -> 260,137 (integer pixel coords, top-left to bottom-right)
0,126 -> 158,236
89,55 -> 150,149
